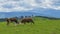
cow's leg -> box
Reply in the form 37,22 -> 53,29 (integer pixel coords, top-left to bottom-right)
7,21 -> 10,25
14,20 -> 19,26
22,22 -> 26,24
14,22 -> 17,26
21,21 -> 26,24
21,22 -> 26,24
15,20 -> 19,24
31,20 -> 34,24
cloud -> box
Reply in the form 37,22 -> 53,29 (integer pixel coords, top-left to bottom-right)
39,0 -> 60,10
0,0 -> 60,12
0,0 -> 34,12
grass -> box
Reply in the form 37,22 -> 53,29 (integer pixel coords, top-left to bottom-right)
0,17 -> 60,34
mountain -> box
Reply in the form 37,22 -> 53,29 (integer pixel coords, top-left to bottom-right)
0,12 -> 38,18
0,9 -> 60,18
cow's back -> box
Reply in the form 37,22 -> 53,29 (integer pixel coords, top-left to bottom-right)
21,18 -> 34,24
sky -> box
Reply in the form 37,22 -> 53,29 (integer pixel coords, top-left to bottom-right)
0,0 -> 60,18
0,0 -> 60,12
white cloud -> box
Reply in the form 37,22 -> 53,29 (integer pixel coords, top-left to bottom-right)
0,0 -> 34,12
0,0 -> 60,12
39,0 -> 60,10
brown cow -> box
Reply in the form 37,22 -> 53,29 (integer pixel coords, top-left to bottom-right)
6,18 -> 19,25
20,18 -> 34,24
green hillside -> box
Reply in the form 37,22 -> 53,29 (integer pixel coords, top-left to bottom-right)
0,17 -> 60,34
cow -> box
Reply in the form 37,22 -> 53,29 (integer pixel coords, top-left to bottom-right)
20,18 -> 34,24
6,18 -> 19,26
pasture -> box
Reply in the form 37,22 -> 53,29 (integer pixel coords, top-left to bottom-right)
0,17 -> 60,34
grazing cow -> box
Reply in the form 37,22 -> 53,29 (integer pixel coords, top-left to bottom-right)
20,18 -> 34,24
6,18 -> 19,25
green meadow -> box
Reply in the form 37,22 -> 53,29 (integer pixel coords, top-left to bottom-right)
0,17 -> 60,34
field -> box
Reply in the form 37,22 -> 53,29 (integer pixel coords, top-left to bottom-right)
0,17 -> 60,34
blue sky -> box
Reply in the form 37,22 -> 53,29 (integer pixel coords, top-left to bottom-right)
0,0 -> 60,18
